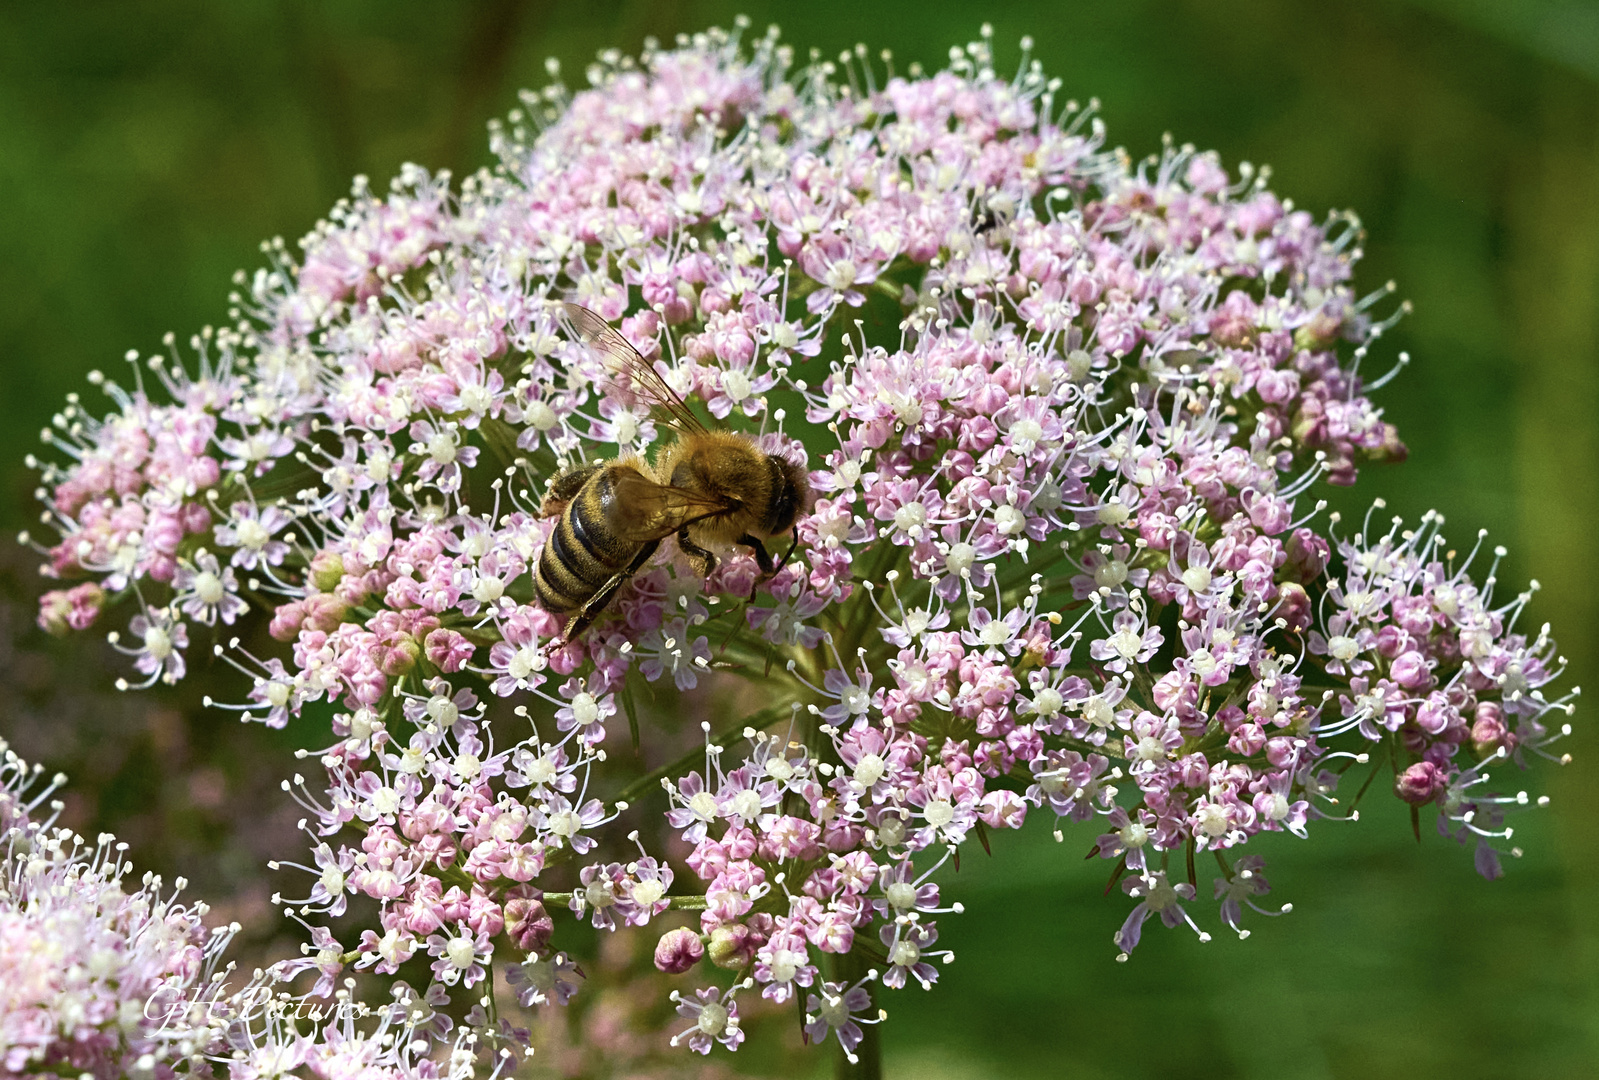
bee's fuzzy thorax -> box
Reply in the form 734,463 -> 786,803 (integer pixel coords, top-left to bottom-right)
653,431 -> 797,546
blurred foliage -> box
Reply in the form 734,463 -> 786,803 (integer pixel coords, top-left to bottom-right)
0,1 -> 1595,1077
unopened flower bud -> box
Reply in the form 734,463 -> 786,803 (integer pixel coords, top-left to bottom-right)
302,593 -> 349,633
180,501 -> 212,534
1394,761 -> 1447,805
1275,582 -> 1311,631
69,582 -> 107,627
1471,702 -> 1514,757
504,890 -> 553,954
706,923 -> 760,969
1290,405 -> 1326,453
653,927 -> 705,974
36,590 -> 73,636
1390,651 -> 1431,690
1210,310 -> 1255,348
309,549 -> 345,592
335,570 -> 376,606
378,634 -> 420,676
424,627 -> 476,672
268,599 -> 307,641
1369,625 -> 1403,659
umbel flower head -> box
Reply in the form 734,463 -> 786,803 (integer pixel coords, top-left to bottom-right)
0,741 -> 237,1077
0,743 -> 499,1080
24,20 -> 1576,1061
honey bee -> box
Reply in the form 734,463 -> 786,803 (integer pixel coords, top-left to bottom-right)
533,303 -> 811,640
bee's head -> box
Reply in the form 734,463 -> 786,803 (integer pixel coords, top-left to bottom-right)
763,453 -> 814,537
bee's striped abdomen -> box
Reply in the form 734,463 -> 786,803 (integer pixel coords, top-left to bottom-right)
534,470 -> 635,613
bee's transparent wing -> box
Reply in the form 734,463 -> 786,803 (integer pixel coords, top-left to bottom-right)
608,468 -> 734,542
561,302 -> 708,434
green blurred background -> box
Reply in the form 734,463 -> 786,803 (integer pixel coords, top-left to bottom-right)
1,1 -> 1596,1076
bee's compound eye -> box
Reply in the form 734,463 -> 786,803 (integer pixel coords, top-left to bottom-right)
765,456 -> 810,535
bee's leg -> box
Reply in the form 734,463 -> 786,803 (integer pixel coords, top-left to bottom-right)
539,463 -> 602,518
773,525 -> 802,575
737,534 -> 775,576
561,539 -> 660,641
676,528 -> 717,579
748,527 -> 803,600
736,534 -> 777,601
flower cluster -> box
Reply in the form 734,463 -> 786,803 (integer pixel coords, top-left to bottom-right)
208,976 -> 528,1080
1309,506 -> 1572,879
23,20 -> 1574,1064
1,740 -> 524,1080
0,740 -> 235,1078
